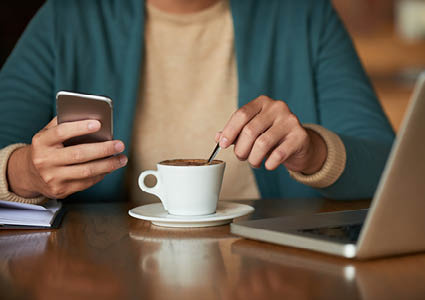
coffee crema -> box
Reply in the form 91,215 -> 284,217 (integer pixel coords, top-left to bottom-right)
160,159 -> 223,166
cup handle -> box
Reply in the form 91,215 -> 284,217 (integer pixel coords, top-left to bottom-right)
138,170 -> 167,210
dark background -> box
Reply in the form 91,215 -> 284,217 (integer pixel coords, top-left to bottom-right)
0,1 -> 44,67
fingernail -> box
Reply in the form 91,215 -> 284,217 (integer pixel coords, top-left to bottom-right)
120,156 -> 128,166
220,137 -> 229,148
88,120 -> 100,131
215,132 -> 221,142
114,141 -> 125,152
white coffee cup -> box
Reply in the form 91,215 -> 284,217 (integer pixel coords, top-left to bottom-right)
138,159 -> 225,216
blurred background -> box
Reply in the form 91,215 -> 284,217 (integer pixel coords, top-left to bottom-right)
1,0 -> 424,132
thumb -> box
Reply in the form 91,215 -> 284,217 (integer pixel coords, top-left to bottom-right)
44,116 -> 58,130
215,131 -> 222,143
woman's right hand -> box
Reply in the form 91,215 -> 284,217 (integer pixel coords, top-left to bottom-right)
7,117 -> 128,199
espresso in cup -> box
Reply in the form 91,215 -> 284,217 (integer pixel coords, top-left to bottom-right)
160,159 -> 221,166
139,159 -> 225,216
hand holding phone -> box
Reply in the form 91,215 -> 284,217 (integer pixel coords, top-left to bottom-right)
6,92 -> 127,200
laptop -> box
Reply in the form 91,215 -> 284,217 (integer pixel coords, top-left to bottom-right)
231,73 -> 425,259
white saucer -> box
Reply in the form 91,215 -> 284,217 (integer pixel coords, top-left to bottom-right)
128,202 -> 254,228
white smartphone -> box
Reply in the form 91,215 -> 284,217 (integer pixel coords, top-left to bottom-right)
56,91 -> 113,146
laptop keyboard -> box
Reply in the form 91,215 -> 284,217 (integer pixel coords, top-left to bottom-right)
298,223 -> 363,243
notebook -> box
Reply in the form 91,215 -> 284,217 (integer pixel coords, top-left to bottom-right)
0,199 -> 64,229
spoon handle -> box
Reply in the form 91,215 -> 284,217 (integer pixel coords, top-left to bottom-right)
207,143 -> 221,164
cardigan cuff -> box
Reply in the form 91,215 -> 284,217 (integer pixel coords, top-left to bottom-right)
288,124 -> 346,188
0,143 -> 47,205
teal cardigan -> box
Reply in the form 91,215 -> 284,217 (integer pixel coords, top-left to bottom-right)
0,0 -> 394,202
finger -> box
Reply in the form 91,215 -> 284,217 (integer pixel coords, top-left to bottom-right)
233,113 -> 273,160
61,154 -> 128,180
41,120 -> 101,146
264,135 -> 301,170
219,100 -> 263,148
247,124 -> 289,168
51,140 -> 125,166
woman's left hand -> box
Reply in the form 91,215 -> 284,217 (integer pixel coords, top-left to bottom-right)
216,95 -> 327,174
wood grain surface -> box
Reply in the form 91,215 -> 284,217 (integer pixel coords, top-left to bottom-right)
1,199 -> 425,300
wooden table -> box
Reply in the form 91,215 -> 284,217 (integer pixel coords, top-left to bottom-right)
1,198 -> 425,300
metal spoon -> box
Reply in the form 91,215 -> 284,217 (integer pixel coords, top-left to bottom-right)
207,143 -> 221,164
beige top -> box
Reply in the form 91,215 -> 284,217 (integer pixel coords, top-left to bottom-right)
0,0 -> 346,204
128,0 -> 261,204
